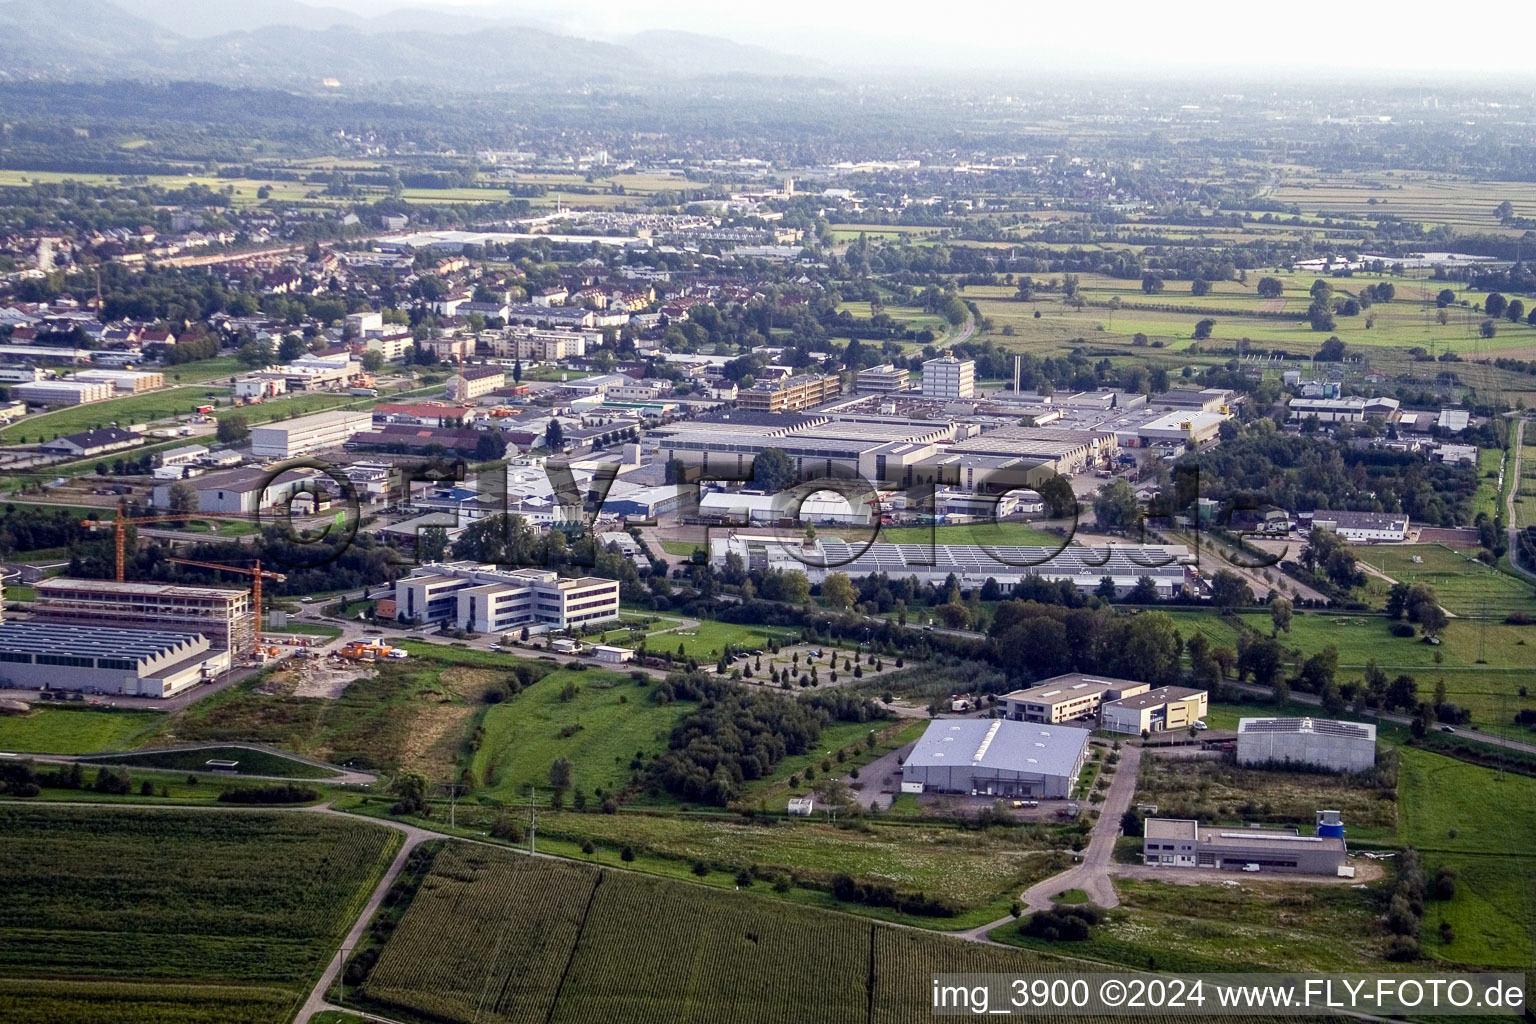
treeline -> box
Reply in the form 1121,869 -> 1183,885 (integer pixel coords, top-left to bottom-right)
644,672 -> 888,805
0,504 -> 100,556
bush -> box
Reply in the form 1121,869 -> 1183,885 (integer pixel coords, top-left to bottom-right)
1019,905 -> 1102,942
218,784 -> 320,804
1389,622 -> 1417,638
1385,935 -> 1420,961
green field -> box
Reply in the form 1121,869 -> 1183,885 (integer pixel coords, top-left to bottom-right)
0,707 -> 163,754
82,744 -> 344,779
470,666 -> 688,801
346,839 -> 1063,1024
631,619 -> 799,659
0,804 -> 398,1023
1357,544 -> 1536,618
0,386 -> 220,444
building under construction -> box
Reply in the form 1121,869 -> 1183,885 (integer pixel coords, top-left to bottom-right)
30,578 -> 256,655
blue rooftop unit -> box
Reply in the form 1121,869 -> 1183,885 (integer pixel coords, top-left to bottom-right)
1316,809 -> 1345,838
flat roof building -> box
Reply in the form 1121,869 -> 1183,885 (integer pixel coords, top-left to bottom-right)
1142,818 -> 1347,875
1101,686 -> 1208,734
152,466 -> 325,514
75,369 -> 165,393
0,621 -> 231,698
921,354 -> 975,400
1000,674 -> 1151,725
394,562 -> 620,633
32,577 -> 255,654
14,379 -> 115,406
736,373 -> 842,413
1237,717 -> 1377,773
250,409 -> 373,458
1310,510 -> 1409,543
855,363 -> 911,393
902,718 -> 1089,799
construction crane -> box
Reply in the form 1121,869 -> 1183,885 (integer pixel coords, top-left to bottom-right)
82,499 -> 262,582
164,557 -> 287,651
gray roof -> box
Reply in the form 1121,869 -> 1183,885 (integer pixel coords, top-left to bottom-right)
1239,716 -> 1376,740
47,426 -> 140,448
905,718 -> 1088,778
0,621 -> 206,665
1105,686 -> 1205,711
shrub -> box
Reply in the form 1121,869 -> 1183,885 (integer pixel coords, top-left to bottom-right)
218,784 -> 319,804
1019,905 -> 1102,942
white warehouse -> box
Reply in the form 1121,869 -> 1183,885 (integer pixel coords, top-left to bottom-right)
1237,717 -> 1378,773
249,409 -> 373,458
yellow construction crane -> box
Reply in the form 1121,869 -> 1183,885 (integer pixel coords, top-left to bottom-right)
164,557 -> 287,651
82,499 -> 261,582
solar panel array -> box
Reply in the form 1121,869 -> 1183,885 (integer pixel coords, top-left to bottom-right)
817,539 -> 1186,582
0,621 -> 206,664
1239,717 -> 1373,739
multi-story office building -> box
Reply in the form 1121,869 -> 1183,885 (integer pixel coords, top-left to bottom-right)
393,562 -> 621,633
735,373 -> 842,412
249,409 -> 373,458
855,363 -> 911,393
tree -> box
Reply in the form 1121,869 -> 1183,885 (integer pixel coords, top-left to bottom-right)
1093,478 -> 1141,533
821,572 -> 857,610
1307,303 -> 1336,333
1193,318 -> 1216,340
1485,293 -> 1508,319
360,349 -> 384,373
1436,289 -> 1457,308
1496,200 -> 1515,221
549,757 -> 573,795
1130,576 -> 1160,604
474,432 -> 507,462
215,414 -> 250,445
1036,475 -> 1077,519
1210,569 -> 1253,609
545,418 -> 565,449
1479,319 -> 1497,340
1417,602 -> 1449,639
1190,278 -> 1211,297
1141,273 -> 1164,295
513,356 -> 523,382
1187,633 -> 1219,685
1507,299 -> 1526,323
1120,810 -> 1144,836
751,447 -> 796,494
1270,597 -> 1293,634
1317,336 -> 1347,361
418,525 -> 448,562
1095,576 -> 1118,602
1256,277 -> 1284,299
166,480 -> 198,517
1375,282 -> 1395,302
278,333 -> 307,362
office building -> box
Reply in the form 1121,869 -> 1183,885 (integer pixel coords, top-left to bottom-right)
855,363 -> 911,393
1142,818 -> 1347,875
1000,674 -> 1151,725
921,355 -> 975,399
393,562 -> 620,633
735,373 -> 842,412
1100,686 -> 1208,734
32,577 -> 255,654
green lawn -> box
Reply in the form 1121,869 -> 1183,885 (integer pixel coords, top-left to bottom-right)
81,745 -> 344,779
636,619 -> 799,660
0,386 -> 221,444
1357,544 -> 1536,618
470,666 -> 689,803
0,707 -> 163,754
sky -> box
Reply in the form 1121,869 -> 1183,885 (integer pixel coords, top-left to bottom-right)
388,0 -> 1536,77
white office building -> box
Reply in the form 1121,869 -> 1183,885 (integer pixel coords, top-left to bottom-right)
393,561 -> 620,633
249,409 -> 373,458
921,354 -> 975,399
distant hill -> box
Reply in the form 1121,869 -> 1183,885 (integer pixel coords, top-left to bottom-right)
0,0 -> 820,89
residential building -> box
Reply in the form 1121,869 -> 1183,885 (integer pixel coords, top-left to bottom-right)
1142,818 -> 1347,875
365,331 -> 415,361
1237,717 -> 1377,773
393,562 -> 620,633
1100,686 -> 1209,734
921,354 -> 975,399
999,674 -> 1151,725
0,621 -> 232,698
233,373 -> 288,399
32,578 -> 255,654
249,409 -> 372,458
1310,510 -> 1409,543
900,719 -> 1089,799
372,403 -> 477,428
448,366 -> 506,402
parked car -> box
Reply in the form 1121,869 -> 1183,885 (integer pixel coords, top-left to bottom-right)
1192,720 -> 1209,731
1241,863 -> 1261,872
1439,725 -> 1456,733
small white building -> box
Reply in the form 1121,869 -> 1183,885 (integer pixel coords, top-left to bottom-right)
1310,510 -> 1409,543
787,796 -> 815,817
591,644 -> 634,664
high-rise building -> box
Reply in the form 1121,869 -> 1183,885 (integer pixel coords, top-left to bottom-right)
921,354 -> 975,399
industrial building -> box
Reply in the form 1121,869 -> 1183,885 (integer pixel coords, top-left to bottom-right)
1310,510 -> 1409,543
31,577 -> 256,654
393,562 -> 621,632
249,409 -> 373,458
921,354 -> 975,399
74,369 -> 165,393
1000,674 -> 1151,725
1099,686 -> 1208,734
38,426 -> 143,458
1287,396 -> 1401,423
152,466 -> 326,514
1237,717 -> 1378,772
651,414 -> 954,486
901,718 -> 1089,799
735,373 -> 842,413
1142,817 -> 1348,875
0,621 -> 231,698
770,536 -> 1191,598
937,425 -> 1116,476
13,379 -> 115,406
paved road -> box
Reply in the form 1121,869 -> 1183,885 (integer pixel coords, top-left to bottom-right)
1504,418 -> 1535,584
1020,743 -> 1141,912
14,742 -> 378,787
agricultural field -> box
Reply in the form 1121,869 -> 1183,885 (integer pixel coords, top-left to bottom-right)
348,841 -> 1063,1024
0,706 -> 163,754
0,805 -> 398,1023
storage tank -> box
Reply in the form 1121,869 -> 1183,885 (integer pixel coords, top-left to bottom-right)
1316,809 -> 1345,838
